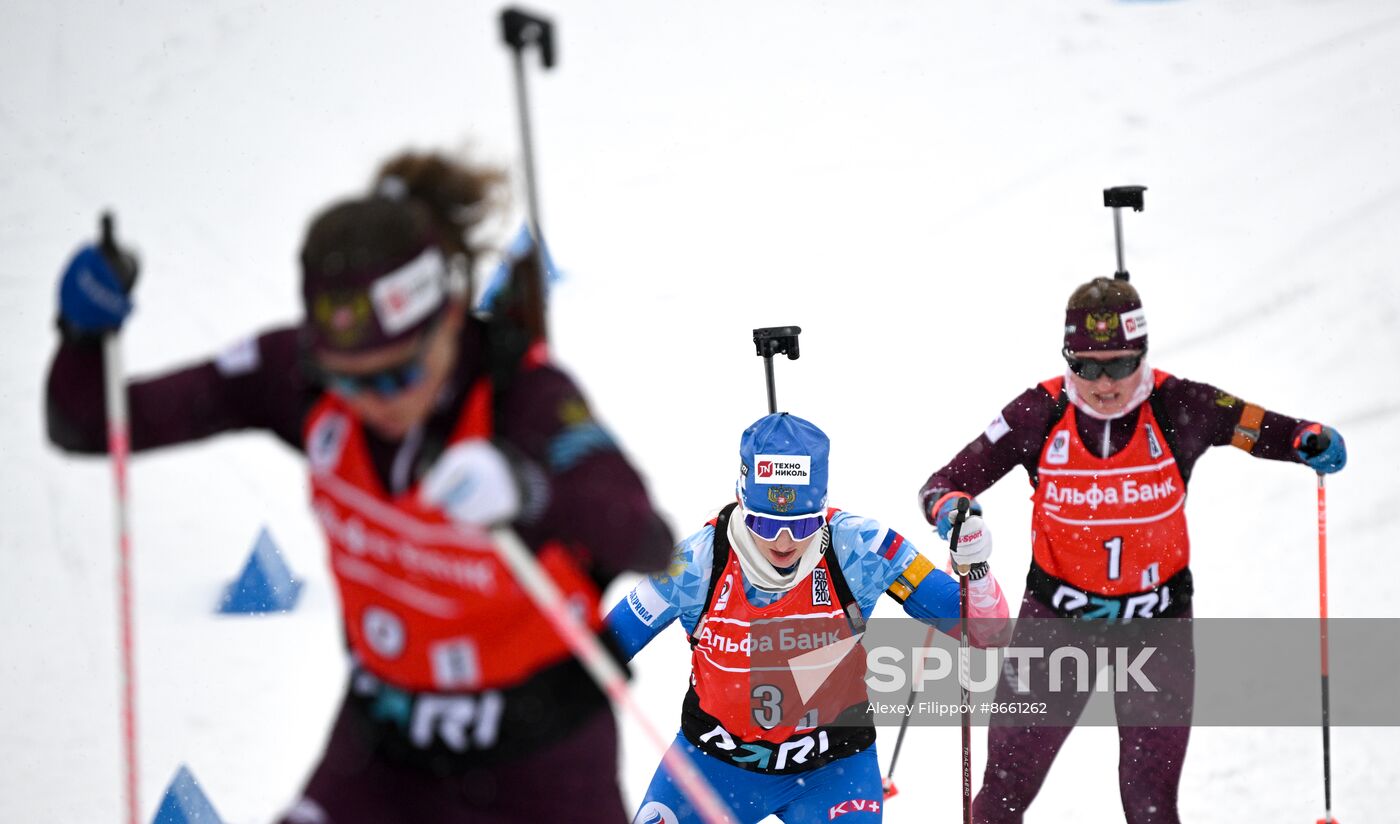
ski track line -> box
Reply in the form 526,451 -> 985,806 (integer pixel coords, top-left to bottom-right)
1155,281 -> 1316,356
1334,399 -> 1400,429
1161,177 -> 1400,357
1186,10 -> 1400,104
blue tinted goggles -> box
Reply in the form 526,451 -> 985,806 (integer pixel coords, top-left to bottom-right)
743,511 -> 827,541
323,359 -> 427,398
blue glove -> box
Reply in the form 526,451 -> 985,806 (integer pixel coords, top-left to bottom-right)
58,244 -> 135,334
932,493 -> 983,540
1294,424 -> 1346,474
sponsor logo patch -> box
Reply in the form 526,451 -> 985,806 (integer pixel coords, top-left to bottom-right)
812,568 -> 831,606
828,799 -> 882,818
714,575 -> 734,611
1046,429 -> 1071,465
370,249 -> 446,335
1145,424 -> 1164,459
1141,561 -> 1161,589
985,413 -> 1012,444
627,579 -> 670,627
214,336 -> 260,376
307,412 -> 350,475
754,454 -> 812,485
429,637 -> 482,690
362,606 -> 406,659
1120,308 -> 1148,341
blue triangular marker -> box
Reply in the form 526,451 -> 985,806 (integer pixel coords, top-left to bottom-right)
218,526 -> 303,614
151,764 -> 224,824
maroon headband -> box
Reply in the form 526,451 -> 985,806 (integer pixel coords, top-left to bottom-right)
1063,300 -> 1149,352
302,243 -> 447,353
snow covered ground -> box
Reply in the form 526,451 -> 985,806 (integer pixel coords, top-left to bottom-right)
3,0 -> 1398,821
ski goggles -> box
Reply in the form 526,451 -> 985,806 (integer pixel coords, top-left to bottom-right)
322,359 -> 428,398
743,511 -> 827,541
1063,348 -> 1144,381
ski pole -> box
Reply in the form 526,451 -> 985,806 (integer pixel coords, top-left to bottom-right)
752,326 -> 802,413
99,212 -> 139,824
490,527 -> 733,824
1315,471 -> 1336,824
880,626 -> 935,799
950,497 -> 974,824
500,7 -> 554,342
489,17 -> 733,820
882,498 -> 973,804
1103,185 -> 1147,281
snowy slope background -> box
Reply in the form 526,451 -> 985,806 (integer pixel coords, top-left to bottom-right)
3,0 -> 1398,821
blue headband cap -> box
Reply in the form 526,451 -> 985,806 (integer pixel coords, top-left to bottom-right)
737,413 -> 830,516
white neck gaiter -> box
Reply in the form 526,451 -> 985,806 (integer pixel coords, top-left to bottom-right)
1064,359 -> 1154,421
726,509 -> 828,594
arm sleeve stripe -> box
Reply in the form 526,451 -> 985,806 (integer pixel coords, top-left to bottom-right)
1231,402 -> 1267,452
879,531 -> 904,561
887,554 -> 935,603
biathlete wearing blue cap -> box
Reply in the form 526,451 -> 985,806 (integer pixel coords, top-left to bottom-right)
608,413 -> 1011,823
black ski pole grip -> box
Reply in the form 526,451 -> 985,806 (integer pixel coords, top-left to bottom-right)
1301,429 -> 1332,457
97,210 -> 139,292
948,497 -> 970,546
948,497 -> 975,575
500,8 -> 556,69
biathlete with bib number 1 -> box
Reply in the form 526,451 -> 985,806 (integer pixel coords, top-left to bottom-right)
45,151 -> 674,823
917,276 -> 1348,824
608,412 -> 1011,824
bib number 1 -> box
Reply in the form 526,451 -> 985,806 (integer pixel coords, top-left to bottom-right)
1103,537 -> 1123,581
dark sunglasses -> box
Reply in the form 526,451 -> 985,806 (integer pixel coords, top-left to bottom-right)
1063,348 -> 1144,381
743,511 -> 827,541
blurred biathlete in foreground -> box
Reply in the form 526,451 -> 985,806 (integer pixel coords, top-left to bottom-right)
46,152 -> 673,823
918,277 -> 1348,824
609,413 -> 1011,823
